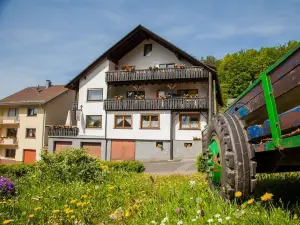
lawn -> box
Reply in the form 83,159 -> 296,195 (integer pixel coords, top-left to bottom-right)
1,150 -> 300,224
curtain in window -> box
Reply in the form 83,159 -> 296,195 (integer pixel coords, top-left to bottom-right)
88,90 -> 103,101
190,116 -> 199,128
116,116 -> 123,127
124,116 -> 132,127
181,116 -> 189,128
151,116 -> 159,128
142,116 -> 150,128
8,108 -> 16,117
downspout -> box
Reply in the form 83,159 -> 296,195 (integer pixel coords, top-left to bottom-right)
41,106 -> 46,154
169,111 -> 173,160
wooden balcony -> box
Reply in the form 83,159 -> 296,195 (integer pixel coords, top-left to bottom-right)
104,98 -> 208,111
106,67 -> 208,83
48,127 -> 79,137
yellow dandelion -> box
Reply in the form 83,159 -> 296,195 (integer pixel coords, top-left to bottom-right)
108,185 -> 115,191
28,214 -> 34,218
34,207 -> 41,211
2,220 -> 14,224
247,199 -> 254,204
125,210 -> 131,217
235,191 -> 242,198
81,195 -> 88,199
82,202 -> 88,207
77,202 -> 82,207
70,199 -> 76,204
261,192 -> 273,201
52,210 -> 60,213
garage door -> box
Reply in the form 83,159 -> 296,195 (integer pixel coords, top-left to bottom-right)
111,140 -> 135,161
23,149 -> 36,163
54,141 -> 72,153
82,142 -> 101,159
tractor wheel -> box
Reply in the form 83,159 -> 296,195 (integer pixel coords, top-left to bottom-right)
203,113 -> 257,200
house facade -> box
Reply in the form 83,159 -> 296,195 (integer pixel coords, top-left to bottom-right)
48,25 -> 223,161
0,81 -> 75,164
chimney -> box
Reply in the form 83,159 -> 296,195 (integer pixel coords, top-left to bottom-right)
45,80 -> 52,88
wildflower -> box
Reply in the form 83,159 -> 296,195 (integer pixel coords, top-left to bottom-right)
247,199 -> 254,204
235,191 -> 242,198
215,214 -> 221,218
34,207 -> 41,211
52,210 -> 60,213
82,202 -> 88,207
64,208 -> 73,214
197,209 -> 205,217
70,200 -> 76,204
0,177 -> 15,195
81,195 -> 88,199
77,202 -> 83,207
208,219 -> 214,223
177,220 -> 183,225
109,213 -> 117,220
150,221 -> 157,224
2,220 -> 14,224
192,218 -> 197,222
218,218 -> 223,223
241,203 -> 247,209
225,216 -> 230,220
261,192 -> 273,201
28,214 -> 34,218
161,216 -> 168,223
125,210 -> 131,217
175,207 -> 181,214
190,197 -> 194,200
95,185 -> 99,190
189,180 -> 196,186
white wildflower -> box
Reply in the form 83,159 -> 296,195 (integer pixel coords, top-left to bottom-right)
215,214 -> 221,218
177,220 -> 183,225
190,197 -> 194,200
218,218 -> 223,223
225,216 -> 231,220
189,180 -> 196,186
151,221 -> 157,224
208,219 -> 214,223
197,210 -> 201,214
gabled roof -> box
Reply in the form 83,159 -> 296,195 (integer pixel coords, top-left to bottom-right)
65,24 -> 223,105
0,85 -> 68,106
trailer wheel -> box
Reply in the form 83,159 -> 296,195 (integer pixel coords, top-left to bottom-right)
203,113 -> 257,200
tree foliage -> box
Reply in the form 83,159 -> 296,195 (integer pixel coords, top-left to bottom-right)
214,41 -> 298,105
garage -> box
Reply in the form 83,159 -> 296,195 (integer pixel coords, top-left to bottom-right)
54,141 -> 72,153
23,149 -> 36,163
82,142 -> 101,159
111,140 -> 135,161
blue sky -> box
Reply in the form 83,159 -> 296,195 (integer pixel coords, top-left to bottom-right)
0,0 -> 299,98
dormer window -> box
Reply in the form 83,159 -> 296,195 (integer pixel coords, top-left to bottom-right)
144,44 -> 152,56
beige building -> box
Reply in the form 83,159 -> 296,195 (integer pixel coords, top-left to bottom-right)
0,81 -> 75,164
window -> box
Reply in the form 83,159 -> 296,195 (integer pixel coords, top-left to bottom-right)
26,128 -> 36,138
179,114 -> 200,129
27,108 -> 37,116
5,149 -> 16,158
8,108 -> 18,117
156,142 -> 163,149
86,115 -> 102,128
177,89 -> 198,97
127,91 -> 145,99
141,114 -> 160,129
7,128 -> 17,137
184,143 -> 193,148
159,63 -> 175,68
114,115 -> 132,128
87,89 -> 103,101
144,44 -> 152,56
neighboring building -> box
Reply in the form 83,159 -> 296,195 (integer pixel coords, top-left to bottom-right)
0,80 -> 75,164
48,25 -> 223,161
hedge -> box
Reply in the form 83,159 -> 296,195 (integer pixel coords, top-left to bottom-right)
0,163 -> 37,179
100,161 -> 145,173
196,153 -> 207,172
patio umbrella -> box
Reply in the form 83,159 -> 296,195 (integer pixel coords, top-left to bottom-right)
65,110 -> 72,126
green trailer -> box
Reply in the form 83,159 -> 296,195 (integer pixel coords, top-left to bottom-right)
203,42 -> 300,199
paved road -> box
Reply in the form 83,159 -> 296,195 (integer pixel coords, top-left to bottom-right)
144,159 -> 197,174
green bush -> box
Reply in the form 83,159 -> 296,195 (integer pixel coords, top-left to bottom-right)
100,160 -> 145,173
196,153 -> 207,172
38,148 -> 103,183
0,163 -> 36,179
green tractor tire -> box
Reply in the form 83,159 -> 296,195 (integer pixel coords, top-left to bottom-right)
203,113 -> 257,200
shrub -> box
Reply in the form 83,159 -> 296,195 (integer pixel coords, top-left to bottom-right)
196,153 -> 207,172
38,148 -> 103,183
0,163 -> 36,179
0,177 -> 15,197
100,160 -> 145,173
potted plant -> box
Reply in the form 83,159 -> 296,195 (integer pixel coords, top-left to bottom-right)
149,66 -> 153,71
174,64 -> 185,69
122,66 -> 135,72
193,137 -> 201,141
135,94 -> 145,100
114,95 -> 124,100
159,95 -> 169,99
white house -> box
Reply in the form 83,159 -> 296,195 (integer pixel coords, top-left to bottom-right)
48,25 -> 223,161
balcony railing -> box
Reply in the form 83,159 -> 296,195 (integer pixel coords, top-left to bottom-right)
104,98 -> 208,111
0,138 -> 18,145
0,116 -> 19,124
48,127 -> 79,137
106,67 -> 208,82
